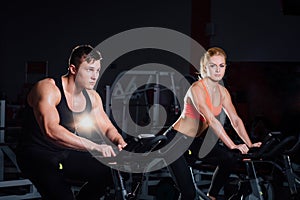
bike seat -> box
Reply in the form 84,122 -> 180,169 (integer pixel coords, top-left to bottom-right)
124,134 -> 168,153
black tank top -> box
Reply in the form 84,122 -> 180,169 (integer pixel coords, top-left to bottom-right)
19,77 -> 92,151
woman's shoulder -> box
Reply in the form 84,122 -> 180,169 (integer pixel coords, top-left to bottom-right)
218,83 -> 228,93
218,83 -> 231,101
190,79 -> 204,89
188,79 -> 206,96
185,79 -> 206,101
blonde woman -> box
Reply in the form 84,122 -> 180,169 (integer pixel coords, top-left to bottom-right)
166,47 -> 261,200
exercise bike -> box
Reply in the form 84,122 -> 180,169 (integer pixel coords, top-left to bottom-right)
104,132 -> 212,200
258,132 -> 300,200
101,133 -> 169,200
228,132 -> 300,200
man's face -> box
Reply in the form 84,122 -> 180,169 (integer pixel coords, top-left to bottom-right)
75,60 -> 101,90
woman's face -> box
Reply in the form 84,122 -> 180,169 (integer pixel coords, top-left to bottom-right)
206,55 -> 226,82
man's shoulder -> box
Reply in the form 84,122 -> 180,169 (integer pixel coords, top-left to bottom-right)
36,78 -> 56,86
85,89 -> 102,106
85,89 -> 100,99
27,78 -> 61,106
31,78 -> 60,96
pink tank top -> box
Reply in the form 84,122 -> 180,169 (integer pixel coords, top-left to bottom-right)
183,79 -> 222,121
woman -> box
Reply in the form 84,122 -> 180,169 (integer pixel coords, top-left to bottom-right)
166,47 -> 261,200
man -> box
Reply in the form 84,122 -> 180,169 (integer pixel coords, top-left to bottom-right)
17,45 -> 127,200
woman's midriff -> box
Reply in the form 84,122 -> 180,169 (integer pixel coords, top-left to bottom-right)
173,116 -> 208,138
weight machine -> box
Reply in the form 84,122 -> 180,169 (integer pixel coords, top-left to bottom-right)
104,69 -> 184,199
106,70 -> 180,137
0,98 -> 40,199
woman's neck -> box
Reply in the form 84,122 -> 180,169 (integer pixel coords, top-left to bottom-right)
204,78 -> 218,93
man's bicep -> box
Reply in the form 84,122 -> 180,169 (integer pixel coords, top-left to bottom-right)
33,98 -> 60,133
31,83 -> 61,134
92,106 -> 111,134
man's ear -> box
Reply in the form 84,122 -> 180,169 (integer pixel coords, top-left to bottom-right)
69,65 -> 77,75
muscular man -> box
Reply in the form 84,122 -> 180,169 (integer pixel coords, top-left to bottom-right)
17,45 -> 126,200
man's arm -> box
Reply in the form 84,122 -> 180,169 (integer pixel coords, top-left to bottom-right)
28,79 -> 116,156
89,90 -> 127,150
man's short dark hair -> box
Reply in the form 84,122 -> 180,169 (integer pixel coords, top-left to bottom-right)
68,45 -> 102,68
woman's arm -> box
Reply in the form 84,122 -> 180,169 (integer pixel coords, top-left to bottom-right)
221,87 -> 261,148
188,83 -> 238,149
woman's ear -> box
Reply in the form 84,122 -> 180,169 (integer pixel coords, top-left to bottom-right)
68,65 -> 77,75
203,65 -> 207,74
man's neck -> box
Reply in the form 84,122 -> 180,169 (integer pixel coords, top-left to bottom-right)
62,75 -> 82,96
62,75 -> 86,112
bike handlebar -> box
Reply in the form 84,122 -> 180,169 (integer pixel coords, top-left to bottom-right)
234,133 -> 298,161
94,134 -> 168,163
284,133 -> 300,155
261,135 -> 296,159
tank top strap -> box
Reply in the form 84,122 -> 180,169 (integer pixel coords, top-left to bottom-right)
54,77 -> 92,113
199,79 -> 212,108
199,79 -> 209,97
82,89 -> 92,112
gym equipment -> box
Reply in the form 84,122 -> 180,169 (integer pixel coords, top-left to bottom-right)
0,98 -> 40,199
188,131 -> 300,200
106,70 -> 180,137
99,133 -> 169,200
224,132 -> 299,200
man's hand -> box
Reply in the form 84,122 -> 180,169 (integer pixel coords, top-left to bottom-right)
95,144 -> 116,157
234,144 -> 249,154
117,141 -> 127,151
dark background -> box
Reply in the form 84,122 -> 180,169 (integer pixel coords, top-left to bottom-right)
1,0 -> 299,136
